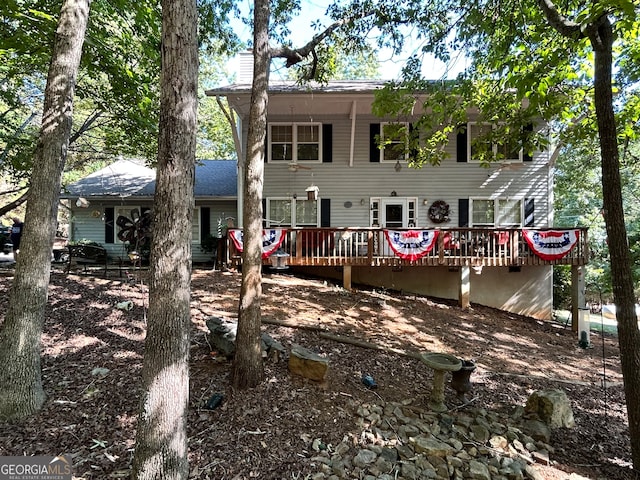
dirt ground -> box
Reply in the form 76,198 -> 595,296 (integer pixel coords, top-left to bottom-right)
0,267 -> 635,479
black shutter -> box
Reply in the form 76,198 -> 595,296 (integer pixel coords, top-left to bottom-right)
369,123 -> 380,162
320,198 -> 331,227
523,123 -> 534,162
322,124 -> 332,163
458,199 -> 469,227
264,126 -> 269,162
201,207 -> 210,242
524,198 -> 535,226
262,199 -> 267,227
409,123 -> 419,160
104,207 -> 114,243
457,124 -> 468,163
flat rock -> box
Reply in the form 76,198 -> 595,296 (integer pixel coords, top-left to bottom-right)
288,343 -> 329,381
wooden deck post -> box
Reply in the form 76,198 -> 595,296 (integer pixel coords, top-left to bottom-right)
459,266 -> 470,309
571,265 -> 585,333
343,265 -> 352,291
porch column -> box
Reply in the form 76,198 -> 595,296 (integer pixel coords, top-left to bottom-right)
459,266 -> 470,309
571,265 -> 586,333
343,265 -> 352,291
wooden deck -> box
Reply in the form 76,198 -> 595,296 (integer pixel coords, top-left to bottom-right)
228,227 -> 589,268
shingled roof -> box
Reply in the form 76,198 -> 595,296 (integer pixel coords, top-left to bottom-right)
63,158 -> 237,199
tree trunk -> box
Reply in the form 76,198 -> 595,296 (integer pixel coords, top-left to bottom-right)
130,0 -> 197,478
0,0 -> 91,422
230,0 -> 270,390
590,18 -> 640,470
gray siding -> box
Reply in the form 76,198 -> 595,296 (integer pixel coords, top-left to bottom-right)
69,199 -> 237,263
262,113 -> 550,228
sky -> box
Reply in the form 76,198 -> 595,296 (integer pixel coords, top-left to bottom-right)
230,0 -> 467,81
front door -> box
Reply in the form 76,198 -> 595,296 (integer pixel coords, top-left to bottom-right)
381,198 -> 408,228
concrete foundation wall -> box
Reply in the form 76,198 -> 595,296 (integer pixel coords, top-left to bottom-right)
291,265 -> 552,321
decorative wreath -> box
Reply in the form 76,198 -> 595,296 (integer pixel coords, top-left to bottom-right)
428,200 -> 450,224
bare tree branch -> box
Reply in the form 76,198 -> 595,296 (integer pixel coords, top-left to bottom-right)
0,189 -> 29,217
69,110 -> 103,144
216,96 -> 242,165
0,186 -> 27,196
269,11 -> 374,68
537,0 -> 583,38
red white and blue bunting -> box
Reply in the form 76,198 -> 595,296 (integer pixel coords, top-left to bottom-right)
228,229 -> 287,259
384,229 -> 439,261
522,229 -> 580,261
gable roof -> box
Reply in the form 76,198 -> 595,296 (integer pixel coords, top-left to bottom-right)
63,158 -> 237,199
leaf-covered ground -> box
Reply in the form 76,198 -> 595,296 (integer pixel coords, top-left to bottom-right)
0,267 -> 635,479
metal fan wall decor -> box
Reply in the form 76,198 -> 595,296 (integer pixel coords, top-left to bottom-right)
116,209 -> 152,254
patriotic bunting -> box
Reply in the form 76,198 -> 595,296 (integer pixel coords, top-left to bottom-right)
228,229 -> 287,258
384,229 -> 439,261
522,229 -> 579,261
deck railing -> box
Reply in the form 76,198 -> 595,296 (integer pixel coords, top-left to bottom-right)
228,227 -> 589,268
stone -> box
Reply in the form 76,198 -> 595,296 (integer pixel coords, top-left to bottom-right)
524,465 -> 546,480
288,344 -> 329,381
410,435 -> 454,457
401,462 -> 419,480
489,435 -> 508,451
352,449 -> 377,468
261,333 -> 285,361
470,424 -> 490,443
524,389 -> 575,429
468,460 -> 491,480
522,419 -> 551,444
379,447 -> 398,463
206,316 -> 237,358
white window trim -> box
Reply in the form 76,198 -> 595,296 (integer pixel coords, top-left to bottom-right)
380,122 -> 410,163
370,196 -> 418,227
268,122 -> 323,163
193,207 -> 201,244
467,122 -> 523,163
469,197 -> 523,227
265,197 -> 320,227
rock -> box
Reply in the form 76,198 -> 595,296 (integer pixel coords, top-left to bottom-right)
524,464 -> 546,480
522,419 -> 551,444
288,344 -> 329,381
352,449 -> 377,468
489,435 -> 508,451
261,333 -> 285,361
468,459 -> 491,480
410,435 -> 454,457
470,424 -> 490,443
401,462 -> 419,480
524,389 -> 575,429
205,316 -> 237,358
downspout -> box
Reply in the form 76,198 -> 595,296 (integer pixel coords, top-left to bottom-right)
349,100 -> 356,167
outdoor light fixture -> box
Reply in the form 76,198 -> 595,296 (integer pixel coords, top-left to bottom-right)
76,197 -> 90,208
305,185 -> 319,201
394,160 -> 402,172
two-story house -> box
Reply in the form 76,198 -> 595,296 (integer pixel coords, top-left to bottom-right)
207,75 -> 588,321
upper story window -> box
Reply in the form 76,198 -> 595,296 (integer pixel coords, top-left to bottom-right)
380,122 -> 409,162
471,198 -> 522,227
268,123 -> 322,163
468,122 -> 522,163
